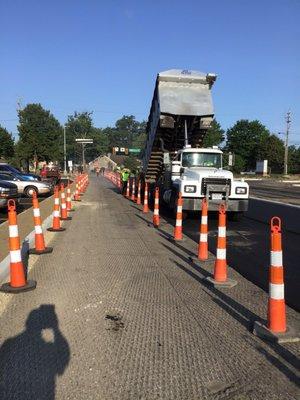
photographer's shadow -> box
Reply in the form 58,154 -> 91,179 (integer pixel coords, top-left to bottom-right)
0,304 -> 70,400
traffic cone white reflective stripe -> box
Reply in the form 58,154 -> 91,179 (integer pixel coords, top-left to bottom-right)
197,198 -> 209,260
268,217 -> 286,333
66,184 -> 73,211
153,187 -> 160,227
143,182 -> 149,213
173,192 -> 183,240
213,204 -> 227,282
252,216 -> 300,342
60,184 -> 71,220
74,182 -> 81,201
136,181 -> 141,205
126,181 -> 130,198
47,186 -> 65,232
204,203 -> 237,288
0,199 -> 36,293
29,192 -> 53,254
131,178 -> 136,202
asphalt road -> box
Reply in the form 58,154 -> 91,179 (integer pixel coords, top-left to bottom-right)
160,201 -> 300,312
247,179 -> 300,205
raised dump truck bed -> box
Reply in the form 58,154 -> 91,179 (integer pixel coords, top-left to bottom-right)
143,69 -> 217,181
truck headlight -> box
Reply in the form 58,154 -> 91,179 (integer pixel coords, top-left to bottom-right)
235,187 -> 247,194
184,185 -> 196,193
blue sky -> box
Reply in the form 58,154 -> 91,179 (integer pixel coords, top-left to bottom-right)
0,0 -> 299,145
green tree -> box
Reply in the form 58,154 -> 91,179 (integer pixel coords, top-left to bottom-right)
17,104 -> 63,168
90,127 -> 109,157
0,126 -> 14,161
226,120 -> 270,171
202,119 -> 225,148
132,132 -> 147,150
258,134 -> 285,173
232,154 -> 246,174
124,154 -> 140,173
65,111 -> 93,164
288,146 -> 300,174
106,115 -> 146,149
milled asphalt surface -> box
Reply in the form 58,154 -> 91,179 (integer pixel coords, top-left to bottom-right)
0,175 -> 299,399
166,204 -> 300,312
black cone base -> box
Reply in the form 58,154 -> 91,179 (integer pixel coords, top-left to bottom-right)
189,255 -> 215,264
47,227 -> 66,232
205,276 -> 237,288
29,247 -> 53,255
167,236 -> 186,243
60,216 -> 72,221
0,280 -> 37,293
73,199 -> 81,202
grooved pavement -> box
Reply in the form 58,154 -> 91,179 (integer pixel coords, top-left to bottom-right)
0,176 -> 299,400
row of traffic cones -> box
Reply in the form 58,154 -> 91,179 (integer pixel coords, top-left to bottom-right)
0,174 -> 89,294
116,176 -> 297,343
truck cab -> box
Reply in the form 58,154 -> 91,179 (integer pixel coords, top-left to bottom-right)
162,146 -> 249,213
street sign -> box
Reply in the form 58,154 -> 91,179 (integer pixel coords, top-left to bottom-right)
112,147 -> 128,155
128,148 -> 141,154
228,152 -> 235,166
68,160 -> 73,167
75,138 -> 93,144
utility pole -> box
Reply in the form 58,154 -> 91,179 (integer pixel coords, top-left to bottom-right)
283,111 -> 291,176
75,138 -> 93,172
82,143 -> 86,169
63,126 -> 67,175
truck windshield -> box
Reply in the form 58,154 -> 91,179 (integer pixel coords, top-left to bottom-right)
182,152 -> 221,168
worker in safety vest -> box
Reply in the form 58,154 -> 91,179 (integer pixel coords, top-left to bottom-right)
121,169 -> 130,194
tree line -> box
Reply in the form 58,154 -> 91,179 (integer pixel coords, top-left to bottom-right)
0,102 -> 299,174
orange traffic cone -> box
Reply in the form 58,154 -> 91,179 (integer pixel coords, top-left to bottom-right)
153,187 -> 160,228
253,217 -> 299,343
131,178 -> 136,202
268,217 -> 286,333
206,204 -> 237,288
190,198 -> 214,264
60,184 -> 72,221
136,180 -> 141,205
47,186 -> 66,232
0,200 -> 36,293
173,192 -> 184,240
66,182 -> 75,212
143,182 -> 149,213
29,192 -> 53,255
125,180 -> 130,198
73,182 -> 81,202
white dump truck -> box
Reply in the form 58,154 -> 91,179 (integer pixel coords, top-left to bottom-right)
142,69 -> 249,218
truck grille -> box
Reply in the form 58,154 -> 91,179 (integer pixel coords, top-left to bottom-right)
201,178 -> 231,195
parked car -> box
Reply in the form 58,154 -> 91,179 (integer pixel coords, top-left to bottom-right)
0,163 -> 41,181
0,172 -> 53,197
0,180 -> 19,209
